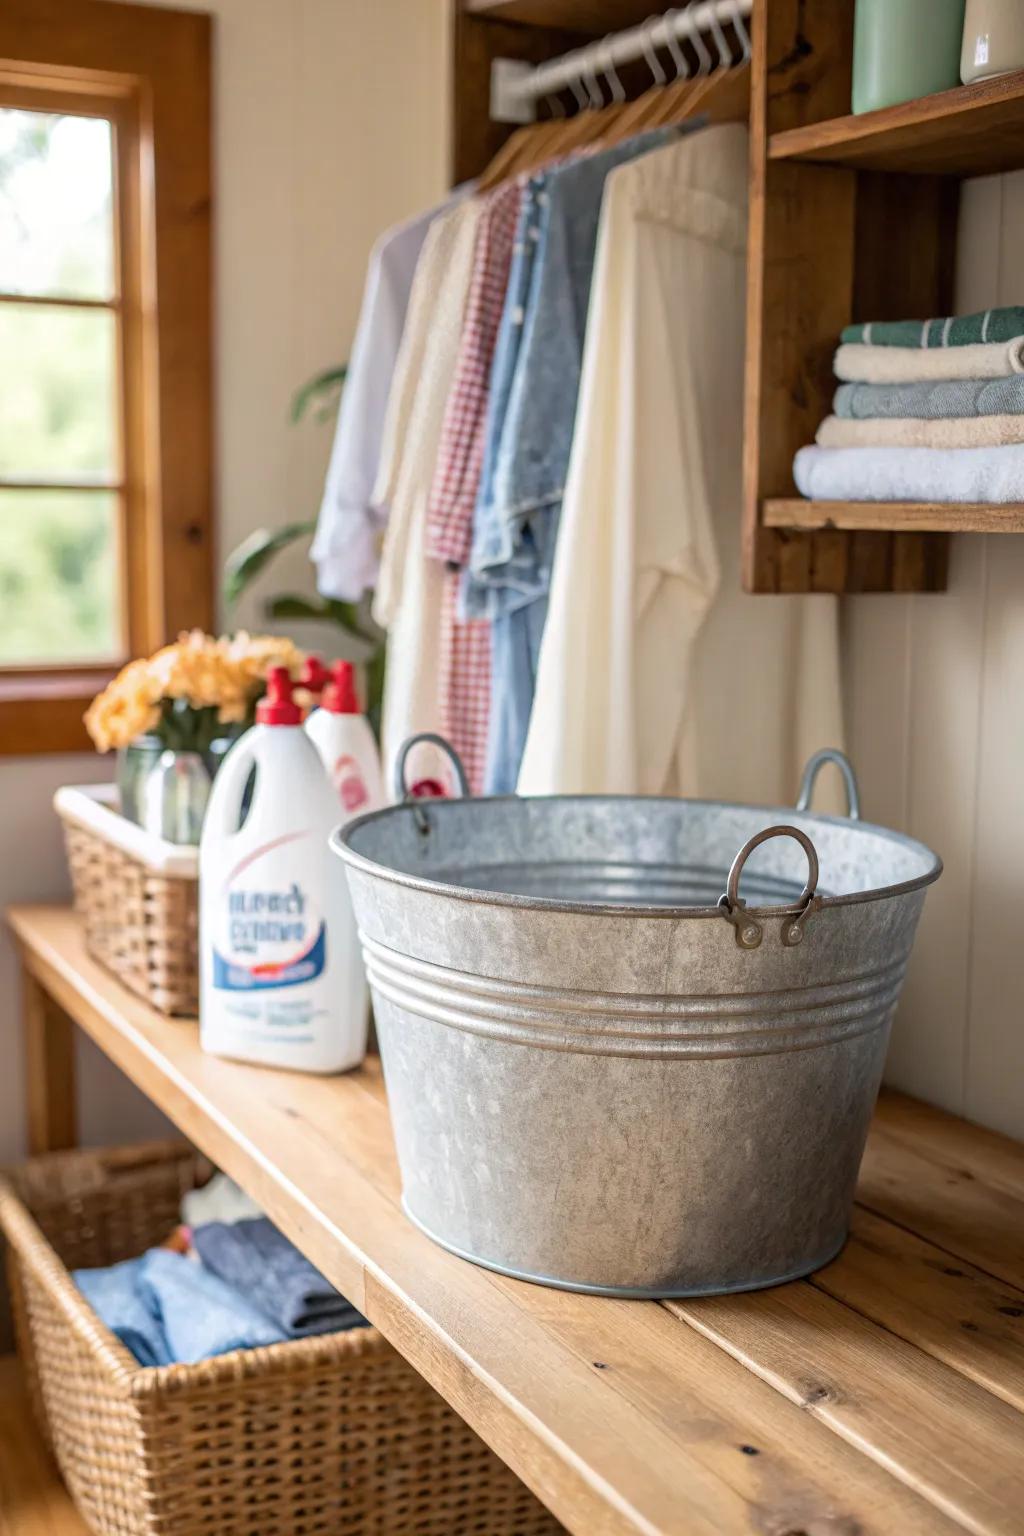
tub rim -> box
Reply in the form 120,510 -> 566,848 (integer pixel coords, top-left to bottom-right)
332,792 -> 943,920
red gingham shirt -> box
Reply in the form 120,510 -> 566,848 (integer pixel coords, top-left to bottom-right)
428,180 -> 523,566
429,182 -> 523,794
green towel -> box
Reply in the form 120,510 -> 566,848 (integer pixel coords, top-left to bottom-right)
834,375 -> 1024,419
841,307 -> 1024,348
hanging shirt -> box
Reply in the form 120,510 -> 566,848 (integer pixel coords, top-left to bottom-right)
425,180 -> 523,792
371,198 -> 483,790
427,180 -> 523,567
517,125 -> 844,804
463,133 -> 673,795
465,130 -> 671,623
311,190 -> 468,603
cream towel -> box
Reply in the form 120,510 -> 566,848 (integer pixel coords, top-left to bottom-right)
834,338 -> 1024,384
817,413 -> 1024,449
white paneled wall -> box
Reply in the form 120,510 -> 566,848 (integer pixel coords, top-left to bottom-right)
845,173 -> 1024,1139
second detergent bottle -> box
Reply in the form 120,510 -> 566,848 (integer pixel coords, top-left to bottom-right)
199,665 -> 369,1074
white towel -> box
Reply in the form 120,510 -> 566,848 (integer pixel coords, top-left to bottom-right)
794,443 -> 1024,503
834,338 -> 1024,384
816,414 -> 1024,449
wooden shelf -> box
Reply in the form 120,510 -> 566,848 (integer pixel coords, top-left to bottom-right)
466,0 -> 658,29
764,499 -> 1024,535
12,904 -> 1024,1536
769,70 -> 1024,175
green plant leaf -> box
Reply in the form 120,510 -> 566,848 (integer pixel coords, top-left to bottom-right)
291,365 -> 348,424
267,592 -> 383,648
223,521 -> 317,612
265,593 -> 336,623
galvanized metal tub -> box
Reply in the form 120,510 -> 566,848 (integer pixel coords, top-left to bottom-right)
333,742 -> 941,1298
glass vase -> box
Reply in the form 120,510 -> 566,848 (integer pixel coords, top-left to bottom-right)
116,734 -> 164,825
141,749 -> 212,846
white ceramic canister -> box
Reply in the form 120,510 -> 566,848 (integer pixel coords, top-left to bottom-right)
962,0 -> 1024,83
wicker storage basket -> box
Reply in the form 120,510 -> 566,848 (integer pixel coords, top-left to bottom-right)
0,1140 -> 562,1536
55,785 -> 199,1015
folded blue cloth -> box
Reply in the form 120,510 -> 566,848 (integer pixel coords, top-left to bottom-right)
74,1249 -> 286,1367
136,1249 -> 286,1363
74,1257 -> 173,1368
193,1218 -> 368,1338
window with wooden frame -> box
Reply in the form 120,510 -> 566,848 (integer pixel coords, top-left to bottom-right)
0,0 -> 213,755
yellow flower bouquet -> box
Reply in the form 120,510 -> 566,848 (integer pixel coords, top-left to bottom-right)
85,630 -> 306,755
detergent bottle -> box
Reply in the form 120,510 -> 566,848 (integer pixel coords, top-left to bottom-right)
199,665 -> 368,1073
304,660 -> 385,819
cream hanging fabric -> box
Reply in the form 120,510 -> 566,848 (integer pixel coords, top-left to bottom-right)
371,198 -> 483,789
517,125 -> 844,806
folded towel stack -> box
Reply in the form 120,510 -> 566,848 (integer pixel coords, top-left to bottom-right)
794,306 -> 1024,503
73,1172 -> 370,1367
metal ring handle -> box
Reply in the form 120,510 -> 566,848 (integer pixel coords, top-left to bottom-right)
718,825 -> 820,950
393,732 -> 470,804
796,748 -> 861,821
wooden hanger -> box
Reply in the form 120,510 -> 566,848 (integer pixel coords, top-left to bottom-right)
697,59 -> 751,124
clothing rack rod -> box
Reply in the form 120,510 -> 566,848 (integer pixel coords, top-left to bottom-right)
490,0 -> 753,121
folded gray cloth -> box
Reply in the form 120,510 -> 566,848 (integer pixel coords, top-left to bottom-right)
193,1218 -> 369,1338
834,375 -> 1024,420
793,442 -> 1024,503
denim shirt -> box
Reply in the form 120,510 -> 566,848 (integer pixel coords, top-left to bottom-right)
465,130 -> 673,624
460,173 -> 548,620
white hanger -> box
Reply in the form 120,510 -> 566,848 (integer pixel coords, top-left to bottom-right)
582,51 -> 605,110
728,0 -> 752,63
705,2 -> 734,69
683,2 -> 713,77
640,16 -> 668,86
663,10 -> 692,82
600,37 -> 627,103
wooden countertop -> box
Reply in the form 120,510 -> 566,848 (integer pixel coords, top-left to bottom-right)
10,904 -> 1024,1536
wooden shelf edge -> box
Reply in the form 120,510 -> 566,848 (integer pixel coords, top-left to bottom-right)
768,69 -> 1024,172
764,499 -> 1024,535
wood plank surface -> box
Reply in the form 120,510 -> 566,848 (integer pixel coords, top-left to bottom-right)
815,1209 -> 1024,1413
10,905 -> 1024,1536
763,499 -> 1024,535
858,1125 -> 1024,1293
0,1356 -> 89,1536
671,1283 -> 1024,1535
769,71 -> 1024,176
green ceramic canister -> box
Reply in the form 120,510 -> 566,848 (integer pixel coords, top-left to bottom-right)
852,0 -> 967,114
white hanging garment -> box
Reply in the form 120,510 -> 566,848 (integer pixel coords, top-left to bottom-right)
517,125 -> 844,807
371,197 -> 483,790
311,187 -> 471,603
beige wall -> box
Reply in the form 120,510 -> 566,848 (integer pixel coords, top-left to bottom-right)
0,0 -> 451,1163
845,172 -> 1024,1140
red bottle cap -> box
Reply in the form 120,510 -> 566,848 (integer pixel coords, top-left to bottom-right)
256,665 -> 302,726
321,660 -> 360,715
299,655 -> 328,695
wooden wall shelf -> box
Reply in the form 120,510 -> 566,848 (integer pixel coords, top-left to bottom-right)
764,500 -> 1024,536
458,1 -> 1022,592
466,0 -> 656,29
769,70 -> 1024,176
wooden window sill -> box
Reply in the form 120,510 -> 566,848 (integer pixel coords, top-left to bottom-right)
0,672 -> 114,756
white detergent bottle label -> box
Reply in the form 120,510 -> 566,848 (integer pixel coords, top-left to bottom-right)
214,846 -> 325,993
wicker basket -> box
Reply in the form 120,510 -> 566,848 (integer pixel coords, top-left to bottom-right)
55,785 -> 199,1015
0,1140 -> 563,1536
